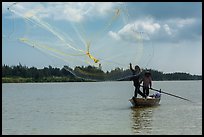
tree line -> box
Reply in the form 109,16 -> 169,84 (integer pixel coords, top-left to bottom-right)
2,63 -> 202,83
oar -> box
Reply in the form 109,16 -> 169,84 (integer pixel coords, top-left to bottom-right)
141,85 -> 193,103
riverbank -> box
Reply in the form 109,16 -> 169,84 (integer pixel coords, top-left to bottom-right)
2,76 -> 89,83
2,76 -> 202,83
2,64 -> 202,83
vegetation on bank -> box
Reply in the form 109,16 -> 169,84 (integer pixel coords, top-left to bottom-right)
2,64 -> 202,83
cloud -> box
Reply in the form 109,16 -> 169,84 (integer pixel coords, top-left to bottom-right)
108,31 -> 121,40
3,2 -> 201,44
3,2 -> 121,23
163,17 -> 201,42
109,17 -> 160,42
109,15 -> 201,44
163,24 -> 172,35
134,19 -> 160,34
128,2 -> 201,20
177,18 -> 196,28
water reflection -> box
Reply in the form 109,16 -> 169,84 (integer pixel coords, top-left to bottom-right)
130,106 -> 157,134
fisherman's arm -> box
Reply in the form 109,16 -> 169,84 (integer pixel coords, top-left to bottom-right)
129,63 -> 134,71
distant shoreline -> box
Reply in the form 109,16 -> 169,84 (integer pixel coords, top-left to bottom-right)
2,64 -> 202,83
2,77 -> 202,83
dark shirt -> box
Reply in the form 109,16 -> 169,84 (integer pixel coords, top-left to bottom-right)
130,72 -> 141,87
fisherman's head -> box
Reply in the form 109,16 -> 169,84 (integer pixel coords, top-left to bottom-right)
145,71 -> 151,77
135,65 -> 140,73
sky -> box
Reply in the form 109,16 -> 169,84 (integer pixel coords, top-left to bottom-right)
2,2 -> 202,75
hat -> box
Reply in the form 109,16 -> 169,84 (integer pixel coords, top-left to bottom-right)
145,71 -> 150,74
145,71 -> 151,76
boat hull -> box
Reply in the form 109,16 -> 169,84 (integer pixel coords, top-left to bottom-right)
129,97 -> 161,107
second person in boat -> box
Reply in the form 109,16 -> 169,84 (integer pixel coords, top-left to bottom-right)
141,71 -> 152,97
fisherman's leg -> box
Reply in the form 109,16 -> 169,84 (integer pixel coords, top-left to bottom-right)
143,87 -> 146,96
138,89 -> 146,98
134,87 -> 138,98
146,88 -> 149,96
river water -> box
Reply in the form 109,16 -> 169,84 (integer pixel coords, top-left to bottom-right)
2,80 -> 202,135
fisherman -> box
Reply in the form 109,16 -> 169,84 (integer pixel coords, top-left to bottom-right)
129,63 -> 146,99
141,71 -> 152,97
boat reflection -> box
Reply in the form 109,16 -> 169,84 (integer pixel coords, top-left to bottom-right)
130,106 -> 157,134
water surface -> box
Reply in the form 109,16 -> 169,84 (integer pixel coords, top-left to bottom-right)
2,81 -> 202,135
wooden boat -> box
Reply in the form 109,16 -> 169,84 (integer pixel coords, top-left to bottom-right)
129,96 -> 161,107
